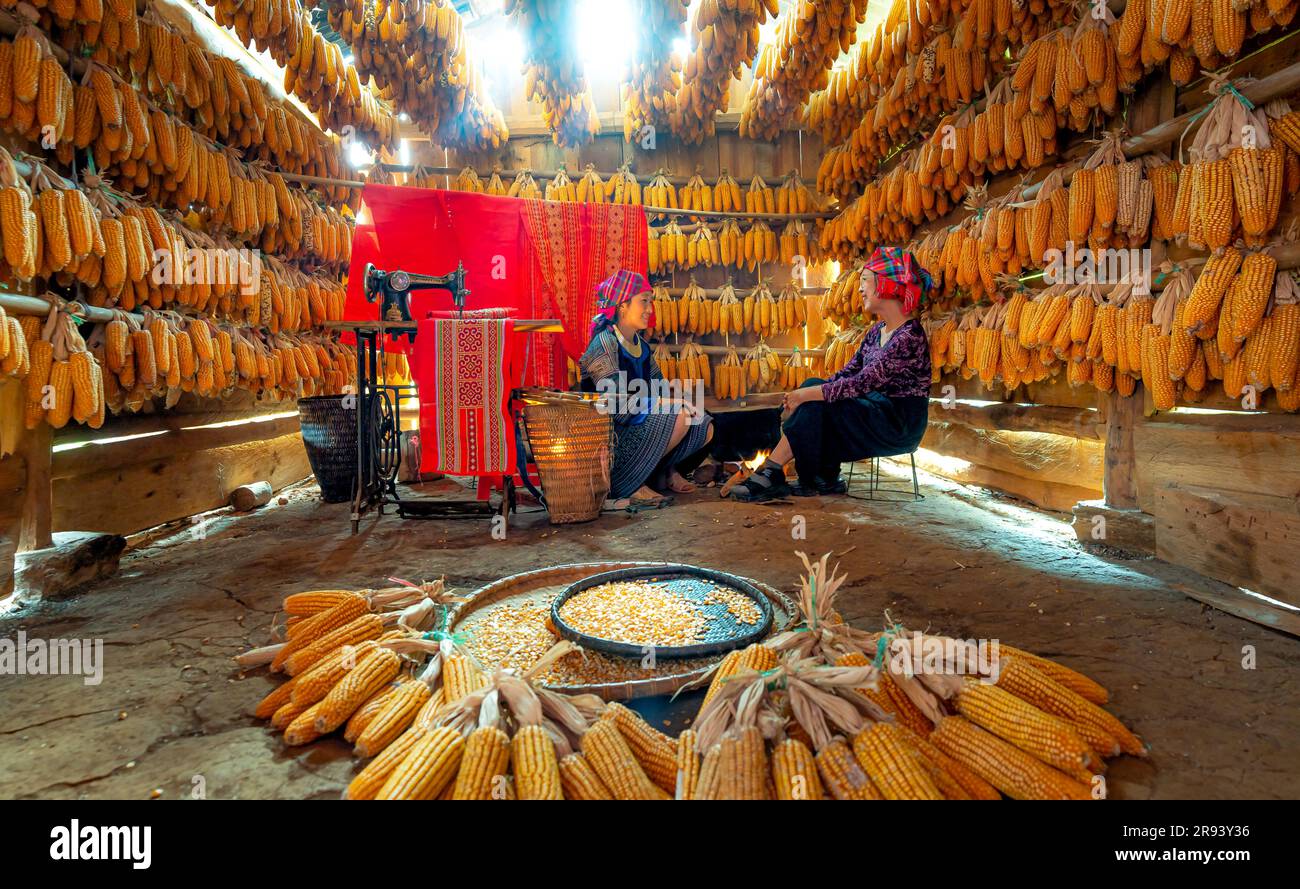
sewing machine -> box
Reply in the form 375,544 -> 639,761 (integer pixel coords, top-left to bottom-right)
363,261 -> 471,333
330,263 -> 561,533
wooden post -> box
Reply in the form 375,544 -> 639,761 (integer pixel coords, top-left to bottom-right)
1099,75 -> 1176,511
1103,392 -> 1140,508
18,423 -> 52,552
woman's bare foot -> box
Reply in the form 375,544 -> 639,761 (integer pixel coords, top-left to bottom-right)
666,470 -> 696,494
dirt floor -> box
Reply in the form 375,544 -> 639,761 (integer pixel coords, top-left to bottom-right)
3,465 -> 1299,800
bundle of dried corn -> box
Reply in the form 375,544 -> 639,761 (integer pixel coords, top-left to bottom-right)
738,0 -> 870,141
202,0 -> 399,154
505,0 -> 600,147
19,305 -> 104,430
823,264 -> 863,328
711,344 -> 746,400
324,0 -> 506,152
669,0 -> 775,144
1172,77 -> 1278,251
822,324 -> 868,374
623,0 -> 688,143
347,651 -> 623,800
740,340 -> 782,393
449,166 -> 482,193
240,582 -> 477,752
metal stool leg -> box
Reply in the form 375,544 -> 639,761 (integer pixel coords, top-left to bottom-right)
910,452 -> 920,500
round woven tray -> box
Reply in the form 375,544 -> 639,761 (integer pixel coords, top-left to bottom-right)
550,565 -> 774,659
449,562 -> 796,701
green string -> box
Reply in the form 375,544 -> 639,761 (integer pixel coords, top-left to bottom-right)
1223,83 -> 1256,112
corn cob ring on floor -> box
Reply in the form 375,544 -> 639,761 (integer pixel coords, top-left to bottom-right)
3,479 -> 1299,799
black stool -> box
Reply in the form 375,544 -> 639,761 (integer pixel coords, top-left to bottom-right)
845,451 -> 923,501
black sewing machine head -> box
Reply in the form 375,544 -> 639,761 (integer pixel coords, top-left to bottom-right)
363,262 -> 471,333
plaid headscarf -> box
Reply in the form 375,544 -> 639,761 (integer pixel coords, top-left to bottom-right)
862,247 -> 933,315
590,269 -> 654,338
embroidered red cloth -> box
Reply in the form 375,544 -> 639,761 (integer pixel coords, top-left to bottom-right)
520,199 -> 648,362
412,317 -> 520,476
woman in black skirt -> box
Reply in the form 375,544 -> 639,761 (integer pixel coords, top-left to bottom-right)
732,247 -> 933,501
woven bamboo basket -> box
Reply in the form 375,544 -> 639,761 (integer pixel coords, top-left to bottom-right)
520,389 -> 612,524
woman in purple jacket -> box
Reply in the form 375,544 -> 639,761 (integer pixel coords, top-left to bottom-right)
733,247 -> 932,501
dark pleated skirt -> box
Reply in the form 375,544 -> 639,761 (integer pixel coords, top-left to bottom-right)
782,378 -> 928,483
610,409 -> 713,499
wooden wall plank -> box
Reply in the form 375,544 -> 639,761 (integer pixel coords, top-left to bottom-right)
1154,485 -> 1300,608
53,432 -> 312,537
1133,416 -> 1300,514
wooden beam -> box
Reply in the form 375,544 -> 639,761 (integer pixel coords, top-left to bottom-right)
933,401 -> 1104,440
51,415 -> 302,480
18,423 -> 52,552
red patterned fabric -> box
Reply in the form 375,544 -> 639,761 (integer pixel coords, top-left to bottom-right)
344,185 -> 562,387
412,317 -> 520,475
520,199 -> 648,362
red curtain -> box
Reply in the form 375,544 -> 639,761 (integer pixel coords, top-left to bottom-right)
344,185 -> 649,385
343,184 -> 560,386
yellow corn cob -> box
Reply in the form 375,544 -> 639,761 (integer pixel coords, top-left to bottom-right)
1183,248 -> 1243,335
282,613 -> 384,676
46,361 -> 73,428
675,729 -> 700,801
852,722 -> 944,800
353,680 -> 431,758
344,680 -> 407,743
815,738 -> 881,800
283,701 -> 328,746
375,725 -> 465,800
449,726 -> 511,800
954,679 -> 1100,780
283,589 -> 362,616
996,645 -> 1110,704
559,752 -> 614,800
932,716 -> 1093,800
771,737 -> 824,800
442,654 -> 488,703
603,702 -> 677,795
312,647 -> 401,734
715,725 -> 770,800
254,675 -> 298,721
1270,303 -> 1300,391
993,656 -> 1142,756
902,726 -> 1003,800
345,728 -> 425,800
512,723 -> 564,800
581,719 -> 667,800
1231,252 -> 1278,342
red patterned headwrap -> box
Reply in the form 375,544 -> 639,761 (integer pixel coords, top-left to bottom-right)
590,270 -> 655,338
862,247 -> 933,315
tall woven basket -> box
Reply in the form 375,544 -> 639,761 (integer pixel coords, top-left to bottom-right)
521,390 -> 612,524
298,395 -> 359,503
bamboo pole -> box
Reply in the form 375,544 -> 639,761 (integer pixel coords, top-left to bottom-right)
661,286 -> 830,297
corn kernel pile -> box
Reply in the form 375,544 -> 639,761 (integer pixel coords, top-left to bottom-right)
559,580 -> 708,647
455,592 -> 715,687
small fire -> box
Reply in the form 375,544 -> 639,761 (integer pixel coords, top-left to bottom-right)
744,450 -> 770,472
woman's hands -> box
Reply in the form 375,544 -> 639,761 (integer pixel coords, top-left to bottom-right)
783,385 -> 824,412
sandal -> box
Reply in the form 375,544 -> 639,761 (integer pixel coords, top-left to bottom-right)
792,476 -> 848,497
730,467 -> 790,502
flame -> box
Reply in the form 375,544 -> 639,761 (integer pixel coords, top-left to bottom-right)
744,450 -> 770,472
